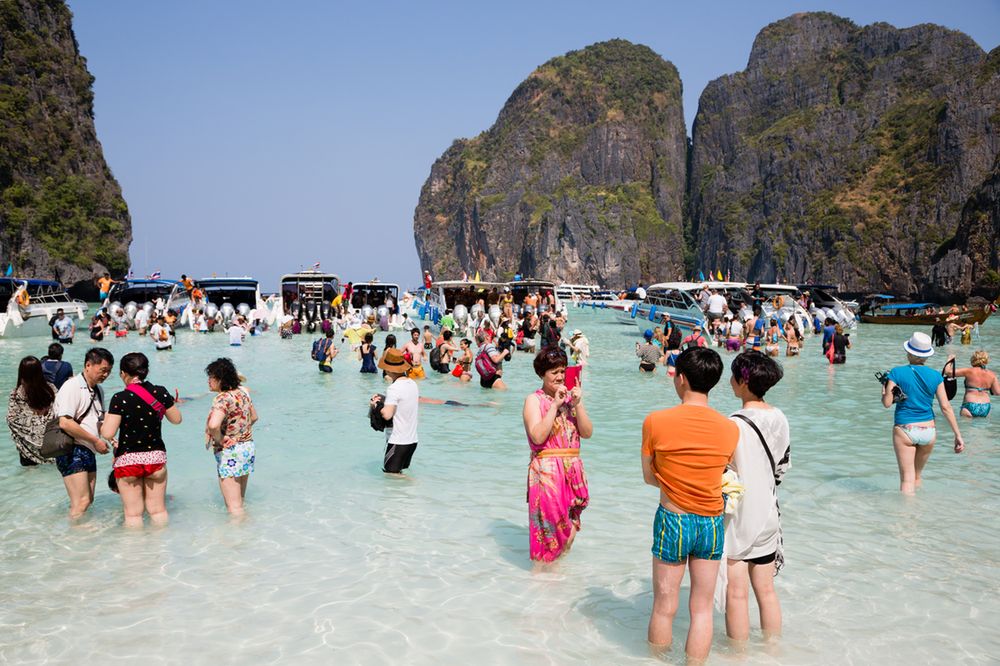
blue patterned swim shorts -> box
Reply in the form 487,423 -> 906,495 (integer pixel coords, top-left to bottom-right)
652,505 -> 724,563
214,440 -> 255,479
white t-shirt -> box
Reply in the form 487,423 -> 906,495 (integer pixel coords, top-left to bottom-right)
729,320 -> 744,337
228,325 -> 244,345
54,374 -> 105,453
725,407 -> 791,560
708,293 -> 728,315
385,377 -> 419,444
135,310 -> 149,329
149,323 -> 171,349
635,286 -> 647,300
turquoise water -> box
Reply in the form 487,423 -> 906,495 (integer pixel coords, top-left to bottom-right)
1,311 -> 998,664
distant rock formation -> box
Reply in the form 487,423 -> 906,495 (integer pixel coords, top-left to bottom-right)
689,12 -> 999,296
413,40 -> 687,287
0,0 -> 131,294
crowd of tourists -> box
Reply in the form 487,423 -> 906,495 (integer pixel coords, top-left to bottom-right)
6,275 -> 1000,663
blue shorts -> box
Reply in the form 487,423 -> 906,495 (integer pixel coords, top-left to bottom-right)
652,506 -> 724,563
962,402 -> 991,417
55,445 -> 97,477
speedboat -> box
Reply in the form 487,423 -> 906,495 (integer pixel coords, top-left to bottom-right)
748,284 -> 814,334
630,282 -> 714,334
106,278 -> 189,329
197,277 -> 265,328
0,278 -> 88,338
408,279 -> 505,331
797,284 -> 857,328
349,281 -> 400,330
509,278 -> 562,316
556,283 -> 600,302
280,270 -> 340,324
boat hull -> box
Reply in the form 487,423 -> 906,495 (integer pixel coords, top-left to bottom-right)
0,301 -> 88,338
861,308 -> 992,326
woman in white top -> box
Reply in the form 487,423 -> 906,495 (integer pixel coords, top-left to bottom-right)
723,351 -> 790,641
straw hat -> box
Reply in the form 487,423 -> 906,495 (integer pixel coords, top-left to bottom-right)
903,331 -> 934,358
378,348 -> 412,374
571,329 -> 583,338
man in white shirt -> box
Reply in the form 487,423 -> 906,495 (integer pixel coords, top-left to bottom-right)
371,348 -> 419,475
52,309 -> 75,343
228,322 -> 245,346
149,316 -> 172,350
53,347 -> 113,518
134,307 -> 150,335
706,290 -> 729,322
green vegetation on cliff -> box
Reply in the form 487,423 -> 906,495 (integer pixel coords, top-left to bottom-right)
0,0 -> 130,276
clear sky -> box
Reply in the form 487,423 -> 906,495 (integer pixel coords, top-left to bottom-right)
66,0 -> 999,292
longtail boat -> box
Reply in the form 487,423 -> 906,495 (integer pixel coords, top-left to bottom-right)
859,297 -> 997,325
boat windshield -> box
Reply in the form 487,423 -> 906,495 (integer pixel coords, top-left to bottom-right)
108,280 -> 177,304
441,284 -> 503,310
350,284 -> 399,312
646,288 -> 700,311
199,280 -> 259,306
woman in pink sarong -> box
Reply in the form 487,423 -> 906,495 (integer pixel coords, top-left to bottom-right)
522,347 -> 593,563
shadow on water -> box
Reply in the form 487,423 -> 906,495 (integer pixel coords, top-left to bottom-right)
488,518 -> 532,572
574,585 -> 662,660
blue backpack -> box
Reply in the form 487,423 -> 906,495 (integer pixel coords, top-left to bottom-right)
311,338 -> 329,361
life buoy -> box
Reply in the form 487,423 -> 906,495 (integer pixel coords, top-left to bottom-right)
15,290 -> 30,307
772,296 -> 783,310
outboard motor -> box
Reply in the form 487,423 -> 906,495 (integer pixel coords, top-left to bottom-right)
237,303 -> 251,319
488,304 -> 501,327
376,305 -> 389,331
219,303 -> 236,326
321,304 -> 331,320
124,301 -> 139,326
523,305 -> 534,316
469,303 -> 484,321
290,301 -> 301,321
453,304 -> 469,329
360,305 -> 374,323
537,304 -> 549,315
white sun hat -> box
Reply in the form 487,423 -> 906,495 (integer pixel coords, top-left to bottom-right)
903,331 -> 934,357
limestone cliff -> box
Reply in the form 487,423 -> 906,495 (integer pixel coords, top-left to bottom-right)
689,13 -> 998,296
413,40 -> 687,286
0,0 -> 130,293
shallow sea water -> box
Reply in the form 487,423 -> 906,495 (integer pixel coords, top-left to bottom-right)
1,309 -> 998,664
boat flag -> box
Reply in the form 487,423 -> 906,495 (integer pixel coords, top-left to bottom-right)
4,263 -> 12,276
698,270 -> 705,282
149,270 -> 161,280
473,271 -> 480,282
716,269 -> 723,280
127,269 -> 134,278
312,261 -> 321,270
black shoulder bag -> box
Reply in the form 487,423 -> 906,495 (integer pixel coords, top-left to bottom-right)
40,386 -> 101,459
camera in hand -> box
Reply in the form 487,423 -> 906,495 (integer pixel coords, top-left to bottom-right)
874,370 -> 907,403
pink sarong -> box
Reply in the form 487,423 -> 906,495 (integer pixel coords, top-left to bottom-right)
527,389 -> 589,562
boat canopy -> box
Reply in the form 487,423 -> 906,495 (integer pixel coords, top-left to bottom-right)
0,278 -> 67,300
876,303 -> 939,311
350,282 -> 399,310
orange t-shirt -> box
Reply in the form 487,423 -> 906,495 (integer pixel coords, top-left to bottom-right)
98,277 -> 112,293
642,404 -> 739,516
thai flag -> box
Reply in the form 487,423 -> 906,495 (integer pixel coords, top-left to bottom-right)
127,269 -> 134,278
149,270 -> 161,280
312,261 -> 321,270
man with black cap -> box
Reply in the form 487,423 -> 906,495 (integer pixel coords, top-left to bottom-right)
371,348 -> 420,475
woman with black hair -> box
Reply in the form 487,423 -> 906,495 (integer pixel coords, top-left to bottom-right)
100,352 -> 182,527
522,346 -> 593,563
7,356 -> 57,466
205,358 -> 258,516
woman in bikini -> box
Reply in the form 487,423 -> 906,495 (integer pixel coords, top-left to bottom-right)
881,332 -> 964,495
950,350 -> 999,417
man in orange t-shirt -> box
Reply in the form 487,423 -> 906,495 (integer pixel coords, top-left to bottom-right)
641,347 -> 738,661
